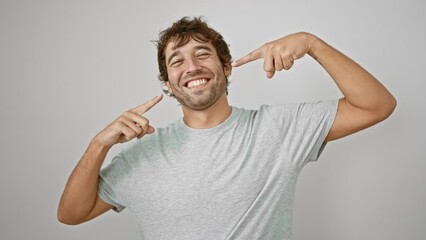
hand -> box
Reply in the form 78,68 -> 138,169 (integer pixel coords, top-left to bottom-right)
93,95 -> 163,148
232,32 -> 315,78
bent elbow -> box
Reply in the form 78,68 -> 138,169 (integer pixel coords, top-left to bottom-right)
390,96 -> 397,113
57,215 -> 78,226
384,95 -> 397,118
57,210 -> 85,226
57,216 -> 84,226
377,95 -> 397,122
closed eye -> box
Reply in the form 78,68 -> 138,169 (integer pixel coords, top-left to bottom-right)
196,52 -> 210,59
170,59 -> 183,67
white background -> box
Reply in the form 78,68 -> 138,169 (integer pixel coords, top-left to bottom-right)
1,0 -> 424,239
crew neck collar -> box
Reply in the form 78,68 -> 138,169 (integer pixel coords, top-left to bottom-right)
178,106 -> 240,135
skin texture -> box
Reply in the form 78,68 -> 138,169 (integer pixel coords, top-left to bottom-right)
57,31 -> 396,225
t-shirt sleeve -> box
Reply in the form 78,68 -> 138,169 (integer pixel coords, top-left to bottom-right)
98,153 -> 131,213
263,99 -> 339,167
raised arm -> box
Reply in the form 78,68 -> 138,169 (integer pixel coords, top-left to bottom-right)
57,95 -> 163,225
232,32 -> 396,141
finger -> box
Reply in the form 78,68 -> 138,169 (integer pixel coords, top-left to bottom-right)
122,111 -> 150,130
263,48 -> 275,72
137,125 -> 154,139
117,122 -> 138,142
274,53 -> 284,72
119,111 -> 154,140
125,113 -> 154,138
283,58 -> 294,70
264,48 -> 275,79
131,94 -> 163,115
128,117 -> 150,138
266,71 -> 275,79
231,47 -> 264,67
145,126 -> 155,135
120,115 -> 144,136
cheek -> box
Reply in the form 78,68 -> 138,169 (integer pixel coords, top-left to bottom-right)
209,60 -> 226,75
167,69 -> 181,86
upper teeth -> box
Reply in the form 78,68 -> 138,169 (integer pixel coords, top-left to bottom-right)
187,79 -> 207,88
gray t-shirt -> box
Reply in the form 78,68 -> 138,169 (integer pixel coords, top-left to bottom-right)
98,100 -> 338,240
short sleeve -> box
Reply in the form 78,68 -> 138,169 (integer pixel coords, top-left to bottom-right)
98,154 -> 131,213
263,100 -> 338,167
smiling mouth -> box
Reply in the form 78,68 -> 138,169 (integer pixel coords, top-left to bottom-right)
186,78 -> 209,88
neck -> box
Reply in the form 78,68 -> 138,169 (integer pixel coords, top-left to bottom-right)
182,93 -> 232,129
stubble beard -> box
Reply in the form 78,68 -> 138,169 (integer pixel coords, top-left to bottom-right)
173,76 -> 227,111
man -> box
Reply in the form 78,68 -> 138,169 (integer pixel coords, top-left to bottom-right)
58,17 -> 396,239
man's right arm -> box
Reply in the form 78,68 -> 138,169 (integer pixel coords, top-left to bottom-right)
57,140 -> 113,225
57,95 -> 163,225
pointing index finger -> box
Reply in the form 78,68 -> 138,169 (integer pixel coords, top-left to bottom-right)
232,47 -> 264,67
131,94 -> 163,115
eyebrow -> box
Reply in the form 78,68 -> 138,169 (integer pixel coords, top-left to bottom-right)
167,45 -> 214,65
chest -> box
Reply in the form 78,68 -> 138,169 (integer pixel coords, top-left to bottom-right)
129,135 -> 293,222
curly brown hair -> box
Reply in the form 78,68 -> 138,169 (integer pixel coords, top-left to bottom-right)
155,16 -> 232,95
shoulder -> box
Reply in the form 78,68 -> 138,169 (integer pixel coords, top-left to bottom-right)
258,100 -> 338,119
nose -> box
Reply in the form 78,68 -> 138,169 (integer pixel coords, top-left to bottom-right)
185,57 -> 202,74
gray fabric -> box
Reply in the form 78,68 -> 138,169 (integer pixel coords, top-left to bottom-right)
98,100 -> 338,240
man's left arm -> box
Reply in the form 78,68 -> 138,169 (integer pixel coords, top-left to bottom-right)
232,32 -> 397,142
307,33 -> 396,141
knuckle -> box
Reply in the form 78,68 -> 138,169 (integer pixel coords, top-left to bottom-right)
113,121 -> 124,130
126,132 -> 137,140
136,129 -> 143,136
135,124 -> 143,134
141,125 -> 149,134
121,111 -> 131,119
140,117 -> 149,126
142,116 -> 149,123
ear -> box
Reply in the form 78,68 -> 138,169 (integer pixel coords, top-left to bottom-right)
224,63 -> 232,77
163,81 -> 173,95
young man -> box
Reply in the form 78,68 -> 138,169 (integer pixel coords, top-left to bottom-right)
58,17 -> 396,239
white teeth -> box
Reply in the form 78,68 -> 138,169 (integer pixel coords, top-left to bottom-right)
187,79 -> 207,88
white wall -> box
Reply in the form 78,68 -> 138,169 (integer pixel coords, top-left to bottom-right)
1,0 -> 424,239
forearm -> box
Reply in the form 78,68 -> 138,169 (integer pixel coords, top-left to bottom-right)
307,34 -> 396,116
57,138 -> 110,223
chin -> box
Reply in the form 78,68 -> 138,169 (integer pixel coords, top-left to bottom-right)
183,101 -> 216,111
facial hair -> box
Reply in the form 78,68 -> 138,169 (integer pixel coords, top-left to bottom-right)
170,69 -> 227,111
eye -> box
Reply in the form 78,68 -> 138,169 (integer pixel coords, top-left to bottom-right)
170,59 -> 183,67
196,52 -> 210,59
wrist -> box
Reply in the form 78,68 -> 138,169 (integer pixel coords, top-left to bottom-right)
90,136 -> 113,152
306,33 -> 325,59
